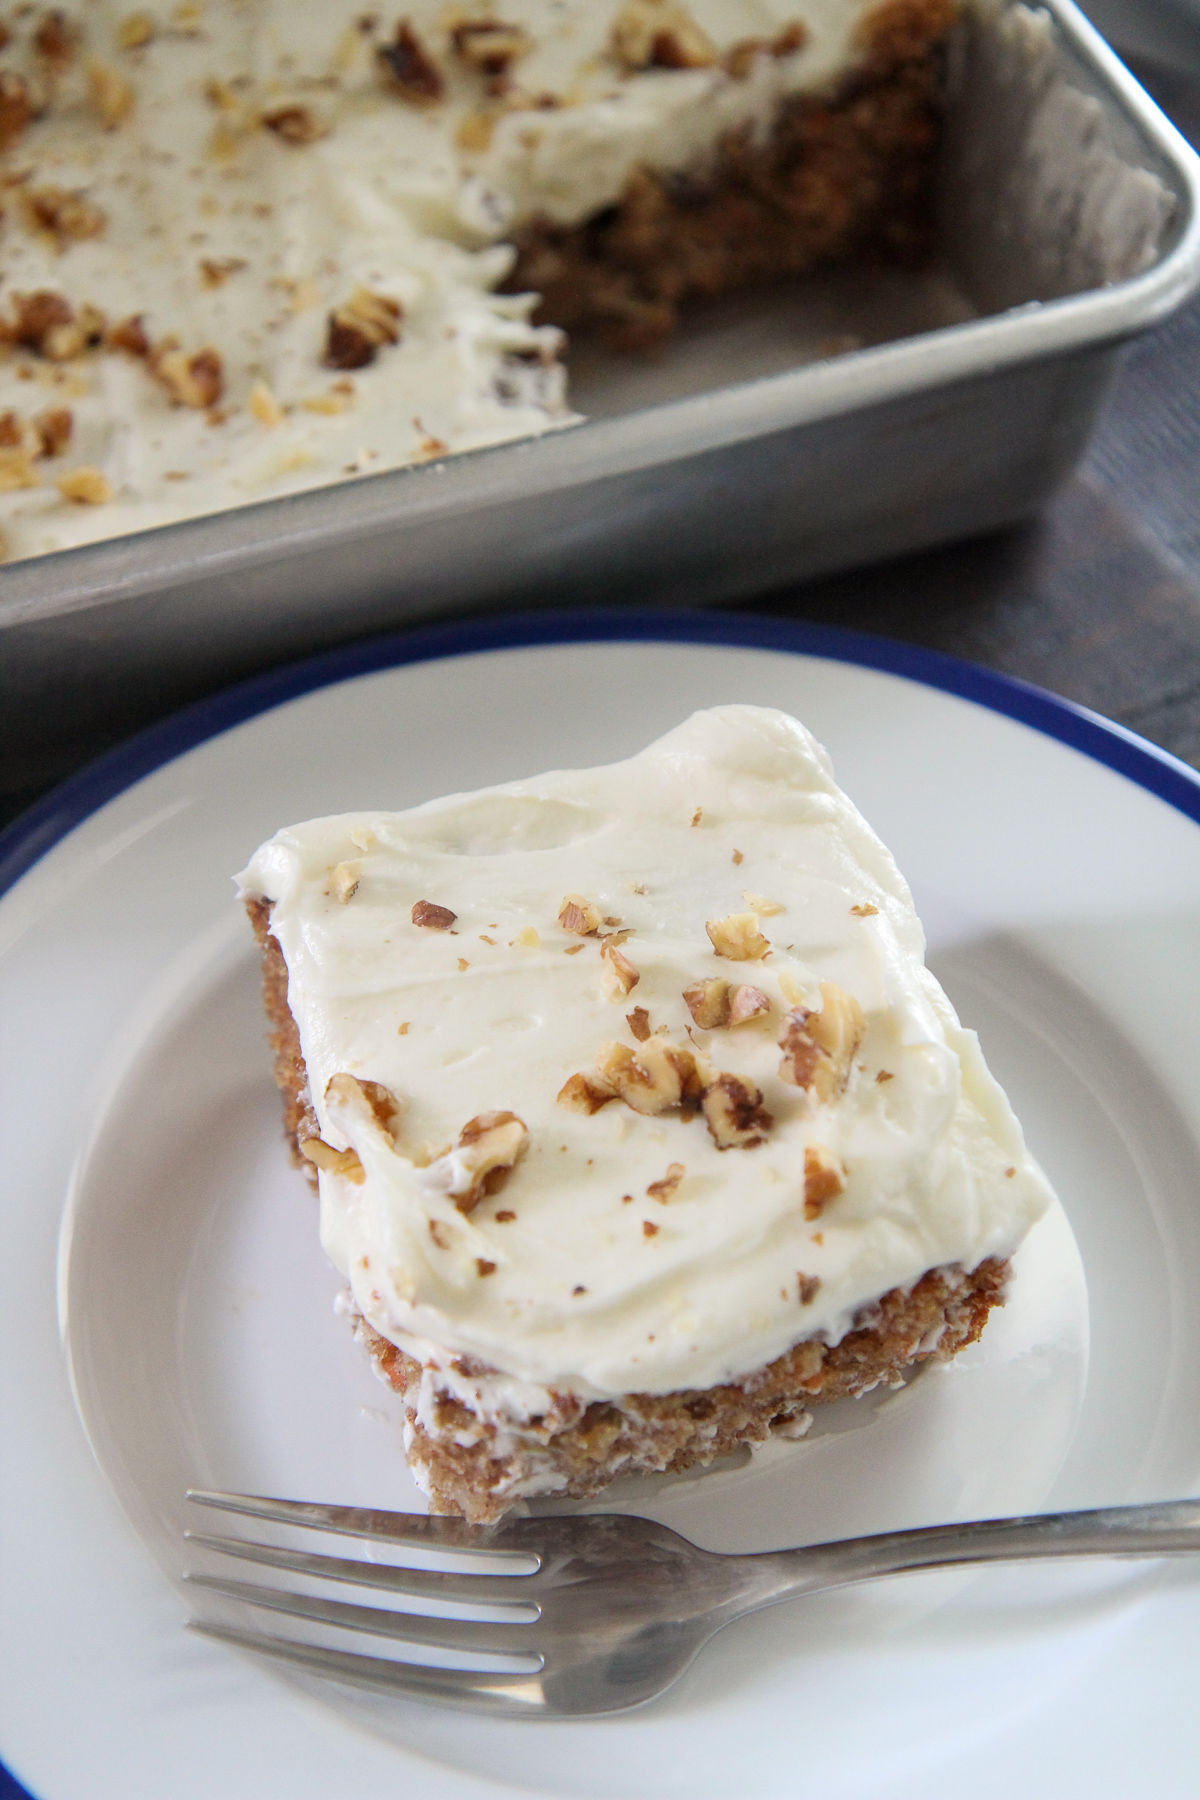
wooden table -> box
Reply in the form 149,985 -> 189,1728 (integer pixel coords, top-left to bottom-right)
3,54 -> 1198,834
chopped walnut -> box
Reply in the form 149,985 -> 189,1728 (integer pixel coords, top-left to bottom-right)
683,977 -> 729,1029
34,9 -> 78,69
706,910 -> 770,961
796,1271 -> 821,1306
150,342 -> 223,408
199,256 -> 247,289
646,1161 -> 684,1202
0,414 -> 22,449
626,1005 -> 651,1042
0,451 -> 40,493
742,892 -> 783,917
32,406 -> 72,456
4,291 -> 106,361
325,1071 -> 402,1140
690,806 -> 703,827
701,1073 -> 772,1150
330,860 -> 360,903
557,893 -> 602,936
88,59 -> 135,128
725,21 -> 809,78
0,72 -> 34,151
21,186 -> 107,247
475,1257 -> 497,1277
778,982 -> 864,1101
428,1217 -> 452,1250
850,903 -> 879,917
106,313 -> 150,357
411,899 -> 457,930
450,19 -> 532,91
298,1135 -> 366,1184
56,465 -> 112,504
262,104 -> 328,145
377,20 -> 444,104
323,287 -> 403,371
642,1218 -> 659,1238
117,12 -> 155,50
600,934 -> 639,1000
556,1072 -> 616,1115
595,1036 -> 703,1118
248,381 -> 285,427
447,1110 -> 529,1213
876,1069 -> 894,1084
803,1144 -> 844,1217
731,848 -> 744,864
611,1 -> 718,71
728,984 -> 771,1026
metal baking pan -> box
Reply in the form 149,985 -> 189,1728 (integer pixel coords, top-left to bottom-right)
4,0 -> 1200,788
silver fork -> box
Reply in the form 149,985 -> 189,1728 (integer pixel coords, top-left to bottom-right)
184,1490 -> 1200,1718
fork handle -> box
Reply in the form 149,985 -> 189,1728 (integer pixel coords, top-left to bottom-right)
743,1499 -> 1200,1608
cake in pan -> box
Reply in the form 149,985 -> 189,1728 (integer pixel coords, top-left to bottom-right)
238,706 -> 1052,1521
0,0 -> 955,561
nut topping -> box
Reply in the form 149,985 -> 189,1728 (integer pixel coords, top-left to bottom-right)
411,899 -> 457,930
88,59 -> 135,128
21,186 -> 107,248
796,1271 -> 821,1305
778,982 -> 864,1101
557,893 -> 602,936
150,342 -> 224,408
331,860 -> 360,903
646,1161 -> 684,1202
706,911 -> 770,961
262,104 -> 328,144
701,1073 -> 772,1150
450,19 -> 532,90
803,1144 -> 844,1216
556,1072 -> 616,1115
595,1036 -> 702,1117
377,20 -> 444,104
683,978 -> 770,1028
447,1110 -> 529,1213
323,288 -> 403,371
325,1071 -> 403,1140
626,1005 -> 652,1042
599,934 -> 639,999
611,1 -> 718,71
298,1136 -> 366,1183
55,465 -> 112,504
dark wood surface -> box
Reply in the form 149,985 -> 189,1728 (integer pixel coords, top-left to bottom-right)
4,54 -> 1198,838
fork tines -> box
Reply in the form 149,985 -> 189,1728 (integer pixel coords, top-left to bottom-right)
183,1489 -> 549,1714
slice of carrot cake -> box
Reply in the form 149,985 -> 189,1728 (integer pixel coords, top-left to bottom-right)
238,704 -> 1052,1521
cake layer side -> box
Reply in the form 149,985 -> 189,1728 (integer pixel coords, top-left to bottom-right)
508,0 -> 955,347
355,1256 -> 1009,1521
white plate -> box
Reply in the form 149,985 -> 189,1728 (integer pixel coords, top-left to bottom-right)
3,614 -> 1200,1800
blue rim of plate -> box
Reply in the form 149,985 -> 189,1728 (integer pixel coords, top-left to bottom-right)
3,607 -> 1200,909
2,603 -> 1200,1800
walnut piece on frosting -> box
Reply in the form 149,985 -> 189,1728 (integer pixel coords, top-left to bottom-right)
778,981 -> 864,1101
684,978 -> 770,1028
450,19 -> 532,91
56,465 -> 112,504
556,1071 -> 616,1115
701,1073 -> 772,1150
377,21 -> 444,105
449,1110 -> 529,1213
558,893 -> 602,936
298,1136 -> 366,1183
803,1144 -> 845,1216
600,934 -> 639,999
595,1036 -> 703,1117
706,911 -> 770,961
611,0 -> 718,72
323,288 -> 403,371
412,899 -> 457,930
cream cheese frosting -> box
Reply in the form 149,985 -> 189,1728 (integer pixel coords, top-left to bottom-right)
0,0 -> 889,560
238,705 -> 1053,1404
